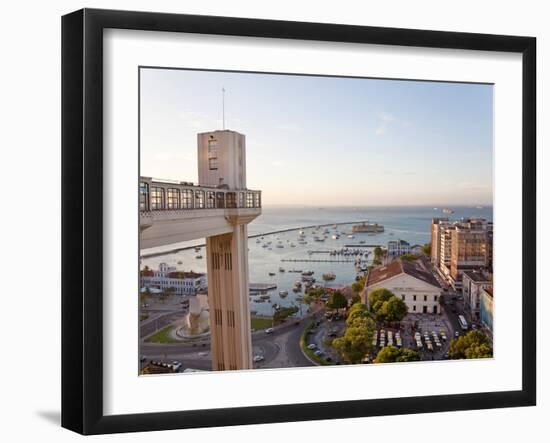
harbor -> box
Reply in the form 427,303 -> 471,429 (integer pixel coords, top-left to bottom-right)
141,206 -> 493,316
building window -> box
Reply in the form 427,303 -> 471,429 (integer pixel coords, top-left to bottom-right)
167,188 -> 180,209
226,192 -> 237,208
413,305 -> 416,311
208,139 -> 218,170
182,189 -> 194,208
254,192 -> 260,208
150,187 -> 165,210
139,182 -> 149,210
195,190 -> 204,209
413,295 -> 417,301
246,192 -> 254,208
238,192 -> 245,208
434,295 -> 438,302
206,191 -> 215,209
423,295 -> 427,302
433,305 -> 438,314
401,295 -> 405,301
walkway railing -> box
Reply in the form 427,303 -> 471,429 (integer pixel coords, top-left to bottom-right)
139,177 -> 261,213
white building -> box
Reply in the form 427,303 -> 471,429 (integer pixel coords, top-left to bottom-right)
363,258 -> 443,314
140,262 -> 206,296
387,239 -> 411,258
462,269 -> 492,321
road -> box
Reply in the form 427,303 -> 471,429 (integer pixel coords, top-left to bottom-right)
141,316 -> 314,371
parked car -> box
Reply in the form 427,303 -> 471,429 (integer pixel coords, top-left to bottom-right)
314,350 -> 323,357
172,361 -> 182,372
253,355 -> 265,363
307,343 -> 317,350
265,328 -> 274,334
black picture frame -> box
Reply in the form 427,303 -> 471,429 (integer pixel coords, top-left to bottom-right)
62,8 -> 536,435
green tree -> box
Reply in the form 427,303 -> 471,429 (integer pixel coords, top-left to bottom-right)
273,306 -> 299,324
332,304 -> 376,364
367,288 -> 394,312
449,330 -> 493,359
326,291 -> 348,311
375,346 -> 420,363
350,294 -> 361,306
399,253 -> 418,261
422,243 -> 431,255
368,288 -> 407,322
383,296 -> 408,321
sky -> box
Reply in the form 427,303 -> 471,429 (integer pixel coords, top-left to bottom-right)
140,68 -> 493,207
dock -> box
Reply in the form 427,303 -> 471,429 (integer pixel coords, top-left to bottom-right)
249,283 -> 277,293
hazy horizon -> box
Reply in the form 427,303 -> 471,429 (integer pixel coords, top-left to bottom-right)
140,68 -> 494,206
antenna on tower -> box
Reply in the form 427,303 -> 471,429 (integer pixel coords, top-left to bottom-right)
222,87 -> 226,130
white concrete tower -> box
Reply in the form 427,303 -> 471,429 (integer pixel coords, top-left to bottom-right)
197,130 -> 256,371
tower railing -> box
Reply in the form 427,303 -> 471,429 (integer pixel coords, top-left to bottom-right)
139,177 -> 261,213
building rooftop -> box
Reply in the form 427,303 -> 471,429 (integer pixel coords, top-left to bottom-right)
463,269 -> 492,283
366,257 -> 441,289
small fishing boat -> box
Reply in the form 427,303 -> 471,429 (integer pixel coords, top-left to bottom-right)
322,272 -> 336,281
279,290 -> 288,297
195,255 -> 202,259
279,267 -> 285,272
301,270 -> 314,276
268,272 -> 276,276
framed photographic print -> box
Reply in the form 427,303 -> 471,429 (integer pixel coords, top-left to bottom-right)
61,8 -> 536,435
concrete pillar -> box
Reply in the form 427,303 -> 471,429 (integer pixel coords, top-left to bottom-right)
206,223 -> 252,371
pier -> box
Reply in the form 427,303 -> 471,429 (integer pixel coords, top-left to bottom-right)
249,283 -> 278,293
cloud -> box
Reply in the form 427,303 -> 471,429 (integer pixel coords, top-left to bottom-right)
378,111 -> 395,123
375,111 -> 396,136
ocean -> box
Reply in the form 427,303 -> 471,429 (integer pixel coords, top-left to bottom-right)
141,206 -> 493,315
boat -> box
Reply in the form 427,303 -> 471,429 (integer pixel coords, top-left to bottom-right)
301,270 -> 314,276
352,222 -> 384,233
322,272 -> 336,281
331,234 -> 339,240
177,261 -> 183,265
289,269 -> 302,273
347,235 -> 354,239
260,294 -> 271,300
195,255 -> 202,259
299,230 -> 305,234
268,272 -> 276,276
279,267 -> 285,272
279,290 -> 288,297
194,246 -> 201,252
359,240 -> 366,244
442,208 -> 454,214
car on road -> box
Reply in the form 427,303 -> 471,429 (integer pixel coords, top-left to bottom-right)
265,328 -> 274,334
307,343 -> 317,350
253,355 -> 265,362
198,351 -> 208,357
455,331 -> 460,337
140,355 -> 147,363
314,350 -> 323,357
172,361 -> 182,372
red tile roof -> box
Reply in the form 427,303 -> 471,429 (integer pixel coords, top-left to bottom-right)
366,258 -> 441,289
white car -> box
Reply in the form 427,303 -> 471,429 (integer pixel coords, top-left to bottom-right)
265,328 -> 274,334
307,343 -> 317,350
253,355 -> 265,362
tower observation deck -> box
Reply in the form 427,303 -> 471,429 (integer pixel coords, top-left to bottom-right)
140,130 -> 261,370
